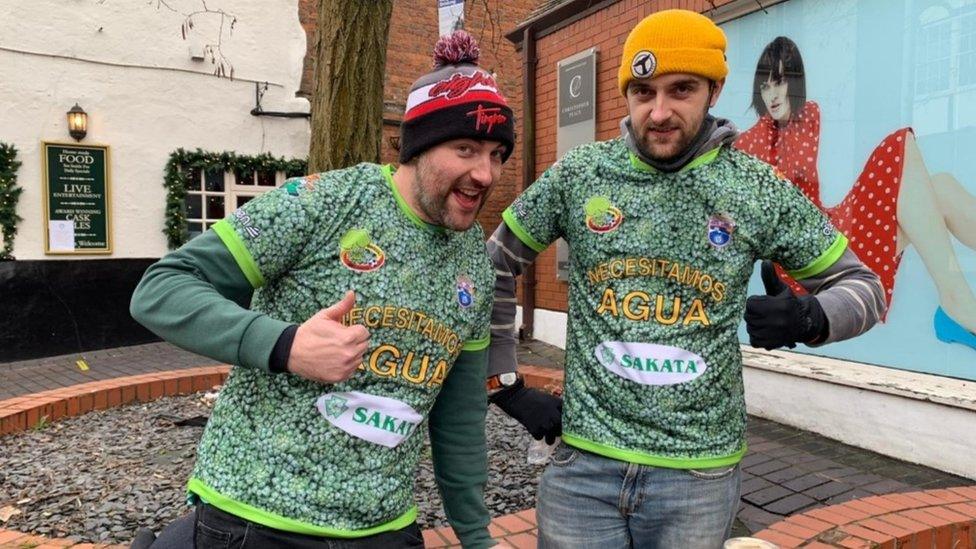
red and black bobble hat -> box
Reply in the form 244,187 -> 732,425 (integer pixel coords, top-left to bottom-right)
398,30 -> 515,164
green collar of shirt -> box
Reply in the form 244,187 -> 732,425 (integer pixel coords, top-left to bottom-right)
629,146 -> 722,174
382,164 -> 444,234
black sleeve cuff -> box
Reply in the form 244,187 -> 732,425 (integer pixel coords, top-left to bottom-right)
269,324 -> 299,374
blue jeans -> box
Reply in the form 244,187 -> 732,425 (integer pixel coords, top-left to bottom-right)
537,445 -> 741,549
186,503 -> 425,549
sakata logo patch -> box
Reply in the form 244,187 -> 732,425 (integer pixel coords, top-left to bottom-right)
316,391 -> 422,448
456,274 -> 475,309
707,214 -> 736,249
584,196 -> 623,234
595,341 -> 708,386
339,228 -> 385,272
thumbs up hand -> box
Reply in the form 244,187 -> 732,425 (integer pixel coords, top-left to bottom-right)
744,261 -> 828,350
288,291 -> 370,384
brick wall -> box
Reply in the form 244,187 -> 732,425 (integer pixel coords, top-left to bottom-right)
527,0 -> 737,312
297,0 -> 539,234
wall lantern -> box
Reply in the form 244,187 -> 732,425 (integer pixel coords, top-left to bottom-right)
66,104 -> 88,141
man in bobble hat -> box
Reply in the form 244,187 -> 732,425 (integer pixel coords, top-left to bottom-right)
131,30 -> 512,548
486,9 -> 885,547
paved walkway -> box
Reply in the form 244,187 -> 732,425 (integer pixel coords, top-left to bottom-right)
0,343 -> 208,400
1,340 -> 971,540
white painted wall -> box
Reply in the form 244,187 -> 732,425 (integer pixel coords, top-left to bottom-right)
743,355 -> 976,480
1,1 -> 311,259
519,307 -> 976,479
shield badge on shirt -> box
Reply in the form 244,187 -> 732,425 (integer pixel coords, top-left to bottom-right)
707,214 -> 736,249
457,274 -> 475,309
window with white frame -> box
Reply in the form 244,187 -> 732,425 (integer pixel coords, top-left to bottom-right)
959,12 -> 976,87
915,5 -> 976,97
183,167 -> 284,239
915,20 -> 951,96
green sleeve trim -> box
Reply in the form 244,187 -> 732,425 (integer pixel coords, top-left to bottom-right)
462,334 -> 490,352
501,207 -> 546,253
212,220 -> 265,289
629,147 -> 722,174
787,233 -> 849,280
188,478 -> 417,538
561,432 -> 746,469
382,164 -> 443,234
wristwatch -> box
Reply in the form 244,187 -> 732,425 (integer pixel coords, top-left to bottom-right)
486,372 -> 520,393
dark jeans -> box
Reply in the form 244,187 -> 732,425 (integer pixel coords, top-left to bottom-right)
193,503 -> 425,549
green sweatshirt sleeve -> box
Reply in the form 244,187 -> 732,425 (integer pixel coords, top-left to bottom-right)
129,230 -> 292,372
428,348 -> 495,548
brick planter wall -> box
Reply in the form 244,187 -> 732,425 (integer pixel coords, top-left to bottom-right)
754,488 -> 976,548
0,366 -> 229,436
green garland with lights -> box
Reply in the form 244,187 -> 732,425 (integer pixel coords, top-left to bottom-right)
0,143 -> 24,260
163,148 -> 307,249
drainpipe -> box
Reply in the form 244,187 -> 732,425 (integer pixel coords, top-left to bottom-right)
519,25 -> 537,341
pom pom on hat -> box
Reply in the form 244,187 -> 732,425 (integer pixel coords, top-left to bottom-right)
433,30 -> 481,68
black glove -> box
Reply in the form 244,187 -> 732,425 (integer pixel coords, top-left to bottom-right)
489,378 -> 562,444
745,261 -> 828,350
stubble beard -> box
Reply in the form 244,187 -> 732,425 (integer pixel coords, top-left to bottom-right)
413,158 -> 486,231
637,101 -> 710,162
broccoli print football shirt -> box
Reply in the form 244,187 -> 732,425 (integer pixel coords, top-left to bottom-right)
503,140 -> 845,468
190,163 -> 493,534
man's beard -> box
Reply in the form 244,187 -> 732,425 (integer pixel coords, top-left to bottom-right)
637,119 -> 701,162
413,158 -> 487,231
637,101 -> 711,162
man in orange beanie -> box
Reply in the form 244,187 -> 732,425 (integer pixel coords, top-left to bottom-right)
486,9 -> 885,548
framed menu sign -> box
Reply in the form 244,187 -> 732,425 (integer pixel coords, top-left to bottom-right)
42,142 -> 112,254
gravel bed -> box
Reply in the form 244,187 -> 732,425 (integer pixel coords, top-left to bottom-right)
0,392 -> 546,544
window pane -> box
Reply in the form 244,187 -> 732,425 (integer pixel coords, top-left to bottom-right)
237,195 -> 255,208
187,167 -> 202,191
207,196 -> 225,219
235,169 -> 255,186
185,194 -> 202,219
205,169 -> 225,192
257,170 -> 276,187
915,22 -> 951,95
960,13 -> 976,87
187,221 -> 203,240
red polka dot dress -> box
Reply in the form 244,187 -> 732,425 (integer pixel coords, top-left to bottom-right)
735,101 -> 909,317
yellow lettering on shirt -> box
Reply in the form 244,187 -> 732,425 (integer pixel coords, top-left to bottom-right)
585,256 -> 728,303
